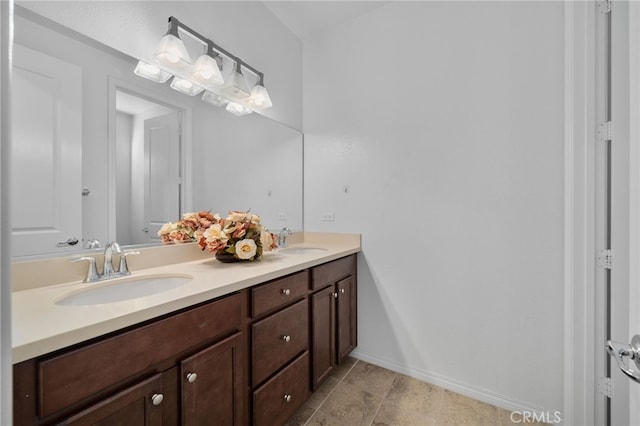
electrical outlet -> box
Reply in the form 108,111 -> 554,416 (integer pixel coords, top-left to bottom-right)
322,212 -> 335,222
277,212 -> 287,221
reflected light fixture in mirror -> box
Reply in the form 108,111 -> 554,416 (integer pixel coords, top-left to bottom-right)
135,16 -> 273,116
170,76 -> 204,96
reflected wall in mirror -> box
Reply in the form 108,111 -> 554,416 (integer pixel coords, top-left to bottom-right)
11,7 -> 303,259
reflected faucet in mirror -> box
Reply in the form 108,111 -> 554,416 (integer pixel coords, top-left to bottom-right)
277,227 -> 293,248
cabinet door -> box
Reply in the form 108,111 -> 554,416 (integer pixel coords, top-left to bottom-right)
336,276 -> 357,363
181,333 -> 244,426
311,285 -> 336,389
63,374 -> 163,425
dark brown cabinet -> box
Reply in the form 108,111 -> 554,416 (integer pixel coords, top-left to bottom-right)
13,292 -> 245,425
249,273 -> 311,425
181,333 -> 244,426
13,254 -> 357,426
310,255 -> 357,390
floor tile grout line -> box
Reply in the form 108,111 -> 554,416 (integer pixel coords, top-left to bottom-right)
367,371 -> 398,426
302,359 -> 360,425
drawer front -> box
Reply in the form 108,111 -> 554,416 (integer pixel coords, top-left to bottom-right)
253,352 -> 310,426
39,292 -> 243,418
251,271 -> 308,317
252,299 -> 308,386
311,255 -> 356,291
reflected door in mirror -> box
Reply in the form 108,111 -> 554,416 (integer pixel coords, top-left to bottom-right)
11,44 -> 82,258
144,112 -> 181,243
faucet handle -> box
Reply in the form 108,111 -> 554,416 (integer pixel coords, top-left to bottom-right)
70,256 -> 100,283
118,251 -> 140,276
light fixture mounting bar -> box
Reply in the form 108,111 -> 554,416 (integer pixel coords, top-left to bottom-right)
168,16 -> 263,78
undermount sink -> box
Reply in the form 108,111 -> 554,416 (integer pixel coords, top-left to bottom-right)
56,274 -> 193,306
279,247 -> 328,255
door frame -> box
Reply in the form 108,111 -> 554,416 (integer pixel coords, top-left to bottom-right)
107,76 -> 193,244
625,1 -> 640,424
567,1 -> 640,425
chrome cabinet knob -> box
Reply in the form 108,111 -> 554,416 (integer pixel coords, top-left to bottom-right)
340,288 -> 345,294
283,394 -> 292,403
282,288 -> 291,296
333,292 -> 338,299
282,335 -> 291,343
151,393 -> 164,406
186,372 -> 198,383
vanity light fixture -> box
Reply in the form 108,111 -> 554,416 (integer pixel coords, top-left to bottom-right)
221,61 -> 251,100
188,46 -> 224,89
249,75 -> 273,110
134,16 -> 273,116
151,20 -> 191,74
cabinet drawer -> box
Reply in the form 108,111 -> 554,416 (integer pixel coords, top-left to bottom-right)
253,352 -> 310,426
311,255 -> 356,291
251,271 -> 308,317
252,299 -> 308,386
38,292 -> 243,418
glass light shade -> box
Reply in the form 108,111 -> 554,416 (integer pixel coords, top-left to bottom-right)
170,77 -> 204,96
249,84 -> 273,110
202,91 -> 229,107
225,101 -> 253,116
189,54 -> 224,88
221,69 -> 251,100
152,34 -> 191,73
134,60 -> 171,83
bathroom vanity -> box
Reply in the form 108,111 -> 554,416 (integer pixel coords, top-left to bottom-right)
12,233 -> 360,425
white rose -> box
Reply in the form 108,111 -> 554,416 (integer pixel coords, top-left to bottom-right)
204,223 -> 228,243
260,231 -> 274,251
158,222 -> 176,236
228,211 -> 250,222
235,239 -> 257,260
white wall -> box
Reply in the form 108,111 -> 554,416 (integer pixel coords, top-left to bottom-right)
17,1 -> 302,131
303,1 -> 565,414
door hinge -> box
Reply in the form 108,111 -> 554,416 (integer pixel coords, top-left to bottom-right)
598,121 -> 613,142
598,377 -> 612,398
598,249 -> 612,269
598,0 -> 612,14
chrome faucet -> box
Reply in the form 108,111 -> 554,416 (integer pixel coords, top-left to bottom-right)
103,241 -> 122,278
277,227 -> 293,248
71,241 -> 139,283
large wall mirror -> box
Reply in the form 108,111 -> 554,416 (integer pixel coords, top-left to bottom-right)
11,6 -> 303,259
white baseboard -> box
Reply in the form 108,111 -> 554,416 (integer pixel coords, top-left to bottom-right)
350,350 -> 559,420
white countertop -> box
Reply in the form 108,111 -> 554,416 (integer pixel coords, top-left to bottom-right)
12,233 -> 361,363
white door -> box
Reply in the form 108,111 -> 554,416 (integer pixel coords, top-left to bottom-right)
143,112 -> 181,242
11,44 -> 82,258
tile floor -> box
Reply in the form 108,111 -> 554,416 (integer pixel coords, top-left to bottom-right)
286,358 -> 547,426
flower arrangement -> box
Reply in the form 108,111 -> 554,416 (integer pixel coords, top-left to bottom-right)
158,210 -> 278,261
